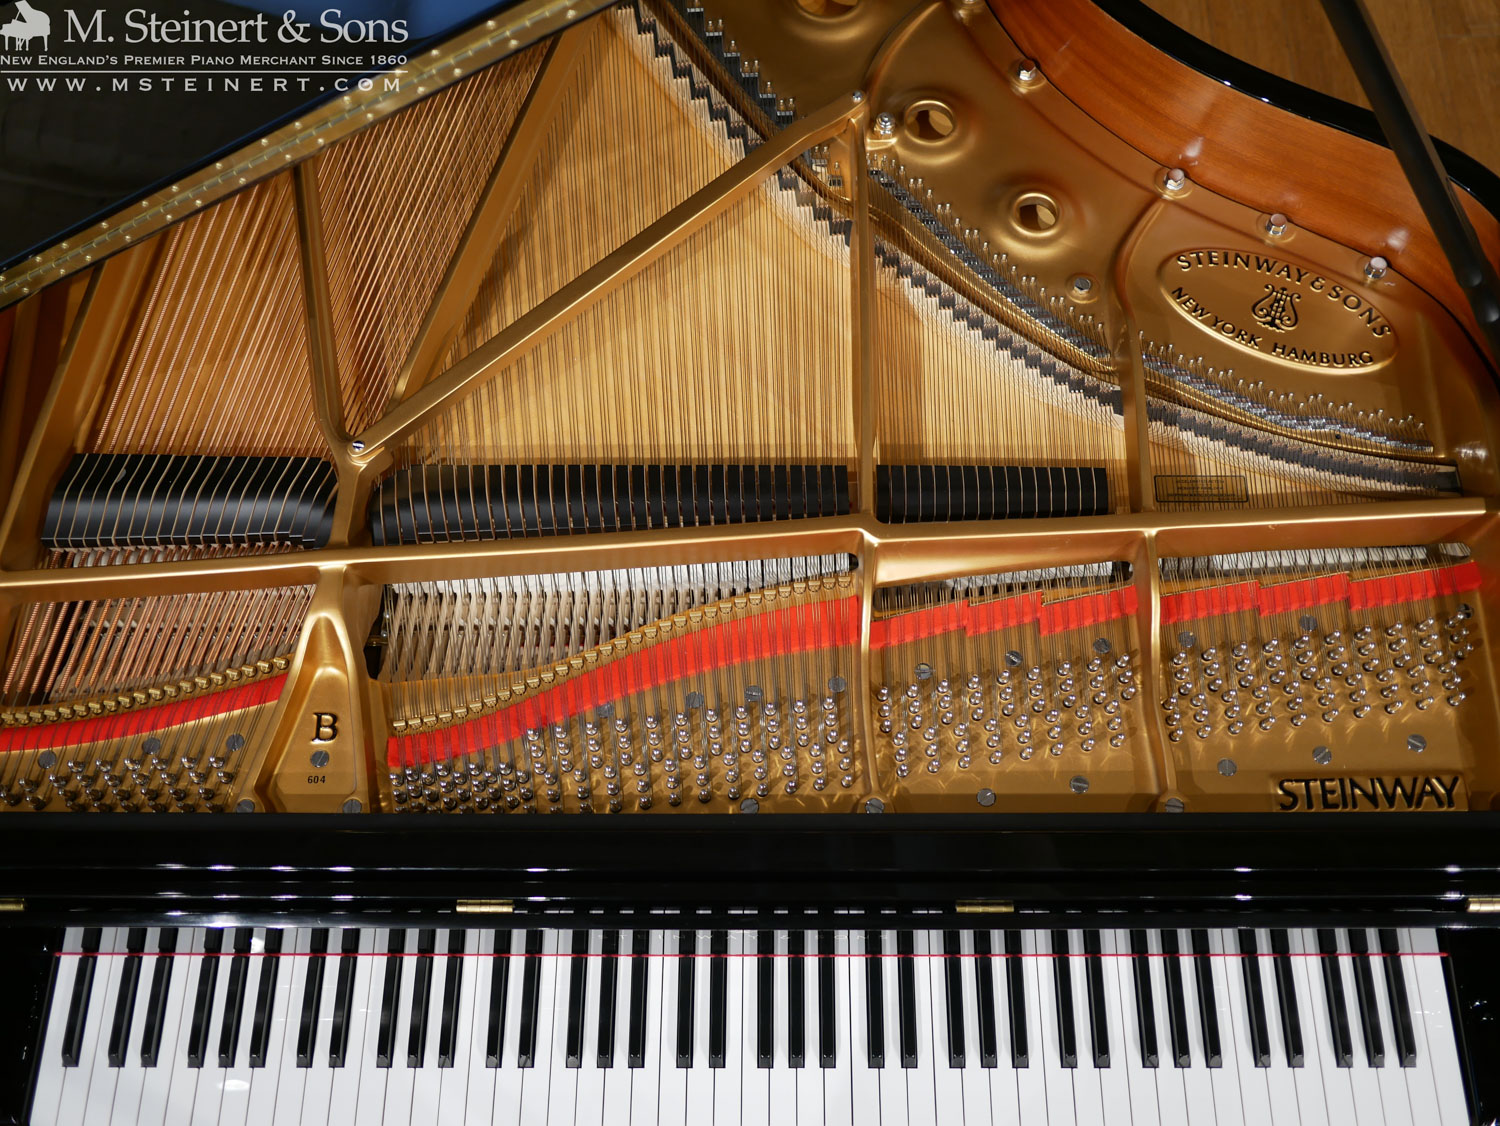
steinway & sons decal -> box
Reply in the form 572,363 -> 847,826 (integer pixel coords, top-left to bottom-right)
1159,249 -> 1397,371
1274,775 -> 1463,811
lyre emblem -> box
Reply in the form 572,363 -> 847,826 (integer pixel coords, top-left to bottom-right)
1251,284 -> 1300,332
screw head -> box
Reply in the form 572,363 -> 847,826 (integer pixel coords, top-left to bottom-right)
235,799 -> 256,813
310,750 -> 331,768
38,751 -> 56,769
828,676 -> 848,694
341,798 -> 362,813
1092,637 -> 1112,655
865,797 -> 886,814
851,90 -> 864,103
1005,650 -> 1023,668
1015,58 -> 1039,82
976,788 -> 996,807
350,440 -> 366,453
225,733 -> 245,752
1364,255 -> 1388,280
874,112 -> 896,137
1070,775 -> 1090,794
1265,212 -> 1288,237
143,737 -> 163,754
1217,757 -> 1237,777
1164,167 -> 1188,191
1408,733 -> 1427,753
915,663 -> 933,681
1313,745 -> 1333,766
685,691 -> 705,710
740,797 -> 760,814
1164,797 -> 1186,813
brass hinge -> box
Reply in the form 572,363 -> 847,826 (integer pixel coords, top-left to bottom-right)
955,900 -> 1014,915
456,898 -> 515,915
0,898 -> 23,913
1466,896 -> 1500,914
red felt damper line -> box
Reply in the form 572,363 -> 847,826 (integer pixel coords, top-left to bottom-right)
389,595 -> 862,769
868,586 -> 1138,649
1159,562 -> 1482,625
0,673 -> 287,754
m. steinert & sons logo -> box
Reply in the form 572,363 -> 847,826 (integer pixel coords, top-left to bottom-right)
1,1 -> 411,93
1,0 -> 51,49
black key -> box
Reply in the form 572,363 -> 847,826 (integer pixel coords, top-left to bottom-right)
864,931 -> 884,1069
328,929 -> 360,1068
1269,930 -> 1305,1068
218,928 -> 254,1067
711,930 -> 729,1069
676,930 -> 696,1068
296,929 -> 329,1068
897,931 -> 918,1069
516,930 -> 544,1068
1160,930 -> 1191,1067
566,930 -> 589,1069
376,929 -> 406,1069
249,928 -> 283,1067
1317,929 -> 1354,1067
1083,931 -> 1109,1067
1237,930 -> 1271,1068
438,930 -> 465,1068
139,928 -> 178,1067
758,930 -> 775,1068
789,931 -> 807,1068
1004,930 -> 1028,1068
1128,930 -> 1158,1069
1346,930 -> 1385,1067
1378,929 -> 1417,1066
1190,930 -> 1221,1068
186,929 -> 223,1069
943,930 -> 965,1067
1050,931 -> 1077,1069
597,931 -> 619,1068
485,930 -> 514,1068
627,931 -> 649,1068
62,927 -> 103,1067
974,931 -> 998,1069
108,928 -> 147,1067
818,930 -> 836,1068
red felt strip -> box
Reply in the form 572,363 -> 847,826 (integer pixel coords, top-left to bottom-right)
0,672 -> 286,755
1348,561 -> 1482,610
1160,580 -> 1261,625
1256,574 -> 1349,617
1037,587 -> 1138,636
388,596 -> 862,769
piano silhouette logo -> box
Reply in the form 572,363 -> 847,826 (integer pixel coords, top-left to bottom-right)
1250,283 -> 1301,332
1,0 -> 50,49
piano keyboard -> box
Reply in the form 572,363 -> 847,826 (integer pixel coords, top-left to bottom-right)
30,925 -> 1466,1126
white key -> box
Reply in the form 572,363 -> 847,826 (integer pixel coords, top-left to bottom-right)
1251,931 -> 1304,1126
686,930 -> 714,1126
546,931 -> 582,1126
1096,932 -> 1140,1126
434,930 -> 473,1126
163,931 -> 213,1126
1270,930 -> 1327,1126
137,928 -> 196,1126
1363,930 -> 1414,1126
847,931 -> 879,1126
574,930 -> 607,1126
305,929 -> 352,1126
655,929 -> 688,1126
629,929 -> 665,1126
492,930 -> 530,1126
600,930 -> 635,1126
32,929 -> 88,1126
259,928 -> 307,1126
106,927 -> 159,1126
768,931 -> 796,1126
716,930 -> 747,1126
1336,932 -> 1387,1126
333,929 -> 382,1126
217,928 -> 265,1126
1031,930 -> 1074,1125
1406,929 -> 1468,1126
930,932 -> 966,1126
876,930 -> 907,1126
1007,932 -> 1045,1126
382,929 -> 422,1126
1214,930 -> 1270,1126
1067,933 -> 1105,1126
1201,930 -> 1245,1126
1390,928 -> 1442,1125
189,929 -> 240,1126
411,931 -> 448,1126
517,930 -> 560,1125
1143,931 -> 1188,1126
980,932 -> 1019,1126
825,929 -> 855,1126
1291,928 -> 1355,1126
905,931 -> 938,1126
796,930 -> 821,1126
68,928 -> 124,1126
742,931 -> 771,1126
956,931 -> 990,1126
1170,930 -> 1215,1126
458,929 -> 496,1126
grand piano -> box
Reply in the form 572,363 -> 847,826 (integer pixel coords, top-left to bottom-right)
3,0 -> 1500,1121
